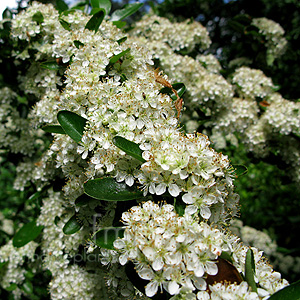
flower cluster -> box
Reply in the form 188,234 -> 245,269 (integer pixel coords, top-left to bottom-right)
8,2 -> 238,223
0,240 -> 38,299
114,201 -> 228,297
0,87 -> 38,156
251,17 -> 287,61
129,19 -> 233,115
131,14 -> 211,53
231,67 -> 276,100
114,201 -> 288,298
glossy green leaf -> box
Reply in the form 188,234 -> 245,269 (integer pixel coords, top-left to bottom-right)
22,280 -> 33,294
174,83 -> 186,97
32,12 -> 44,24
84,177 -> 143,201
5,283 -> 17,292
59,18 -> 71,31
13,220 -> 44,248
42,125 -> 66,134
0,261 -> 8,269
245,248 -> 257,292
91,0 -> 111,15
160,82 -> 186,101
117,36 -> 127,45
110,3 -> 143,22
24,270 -> 35,280
56,0 -> 69,12
219,251 -> 233,264
233,164 -> 248,177
57,110 -> 87,143
93,227 -> 124,250
75,194 -> 96,207
40,60 -> 61,71
74,40 -> 84,49
112,21 -> 126,29
2,8 -> 12,19
54,216 -> 61,226
63,214 -> 83,235
174,198 -> 185,216
112,136 -> 145,162
268,280 -> 300,300
85,9 -> 105,33
109,48 -> 130,64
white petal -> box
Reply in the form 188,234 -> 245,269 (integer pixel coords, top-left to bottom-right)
257,288 -> 270,297
119,253 -> 128,265
152,257 -> 164,271
143,246 -> 156,261
193,263 -> 204,277
193,277 -> 206,291
168,281 -> 180,295
145,281 -> 159,297
156,183 -> 166,195
205,261 -> 218,275
182,193 -> 194,204
138,268 -> 155,280
125,176 -> 134,186
168,184 -> 180,197
185,205 -> 198,215
200,206 -> 211,219
113,239 -> 125,249
197,291 -> 210,300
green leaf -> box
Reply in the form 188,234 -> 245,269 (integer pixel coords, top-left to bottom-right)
268,280 -> 300,300
2,8 -> 12,19
110,3 -> 143,22
54,216 -> 61,226
25,270 -> 35,279
13,220 -> 44,248
117,36 -> 127,45
56,0 -> 69,13
112,21 -> 126,29
109,48 -> 130,64
5,283 -> 17,292
75,194 -> 96,207
0,261 -> 8,269
74,40 -> 84,49
42,125 -> 66,134
267,53 -> 275,66
172,83 -> 186,98
63,214 -> 83,235
245,248 -> 257,292
91,0 -> 111,15
93,227 -> 124,250
40,60 -> 61,71
32,12 -> 44,24
57,110 -> 87,143
22,280 -> 33,294
84,177 -> 143,201
85,9 -> 105,33
233,164 -> 248,177
160,83 -> 186,101
59,18 -> 71,31
174,198 -> 185,216
112,136 -> 145,162
219,251 -> 233,264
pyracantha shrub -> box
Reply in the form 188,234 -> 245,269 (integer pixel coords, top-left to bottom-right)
0,2 -> 296,300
